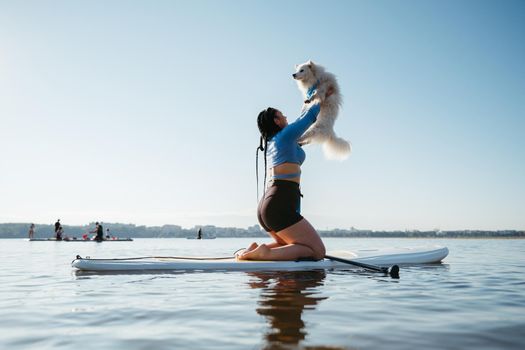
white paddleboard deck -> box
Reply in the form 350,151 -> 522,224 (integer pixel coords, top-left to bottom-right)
72,245 -> 448,272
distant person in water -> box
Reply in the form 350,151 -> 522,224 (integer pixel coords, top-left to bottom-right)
56,226 -> 63,241
89,222 -> 104,241
98,223 -> 104,241
54,219 -> 60,235
96,222 -> 104,241
28,223 -> 35,239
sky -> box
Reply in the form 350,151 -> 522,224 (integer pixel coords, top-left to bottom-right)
1,0 -> 524,230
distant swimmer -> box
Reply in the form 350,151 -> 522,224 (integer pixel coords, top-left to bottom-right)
28,223 -> 35,239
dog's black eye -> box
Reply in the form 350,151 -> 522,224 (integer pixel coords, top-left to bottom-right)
300,69 -> 304,73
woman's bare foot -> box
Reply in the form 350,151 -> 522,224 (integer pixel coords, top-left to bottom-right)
235,242 -> 258,260
245,242 -> 258,253
238,243 -> 270,260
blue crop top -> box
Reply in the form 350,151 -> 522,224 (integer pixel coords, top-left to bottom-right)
266,103 -> 320,179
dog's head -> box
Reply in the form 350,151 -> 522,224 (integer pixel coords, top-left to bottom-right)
292,60 -> 317,82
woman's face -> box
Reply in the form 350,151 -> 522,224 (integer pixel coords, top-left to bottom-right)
273,110 -> 288,129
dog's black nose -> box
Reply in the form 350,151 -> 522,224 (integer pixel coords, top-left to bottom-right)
292,73 -> 296,78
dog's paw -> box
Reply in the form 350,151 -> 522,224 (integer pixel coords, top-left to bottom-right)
298,138 -> 310,146
325,85 -> 335,98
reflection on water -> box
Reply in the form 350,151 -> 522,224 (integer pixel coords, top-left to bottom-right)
3,239 -> 525,350
73,269 -> 188,277
247,270 -> 332,350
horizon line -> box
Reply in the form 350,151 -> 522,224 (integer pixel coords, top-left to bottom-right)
0,221 -> 523,232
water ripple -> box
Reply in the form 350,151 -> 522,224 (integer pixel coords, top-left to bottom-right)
1,238 -> 524,349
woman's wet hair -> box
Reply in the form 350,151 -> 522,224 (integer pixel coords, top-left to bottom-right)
256,107 -> 281,202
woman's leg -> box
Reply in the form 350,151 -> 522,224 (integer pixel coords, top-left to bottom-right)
243,180 -> 324,261
239,218 -> 325,261
268,231 -> 287,246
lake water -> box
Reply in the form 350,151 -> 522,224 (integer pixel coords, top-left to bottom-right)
1,238 -> 524,350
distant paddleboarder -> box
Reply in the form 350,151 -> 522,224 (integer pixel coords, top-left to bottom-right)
54,219 -> 60,235
197,228 -> 202,240
56,226 -> 63,241
90,222 -> 104,241
28,223 -> 35,239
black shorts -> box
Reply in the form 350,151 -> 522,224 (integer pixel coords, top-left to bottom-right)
257,180 -> 303,232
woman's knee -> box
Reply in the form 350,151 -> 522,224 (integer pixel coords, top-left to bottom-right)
301,220 -> 325,259
276,219 -> 326,259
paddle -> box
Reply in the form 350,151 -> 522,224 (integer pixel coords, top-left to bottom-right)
325,254 -> 400,278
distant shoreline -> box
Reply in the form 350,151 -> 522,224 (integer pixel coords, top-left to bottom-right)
3,236 -> 525,240
1,222 -> 523,239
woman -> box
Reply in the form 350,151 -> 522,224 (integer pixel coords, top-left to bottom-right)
239,102 -> 326,261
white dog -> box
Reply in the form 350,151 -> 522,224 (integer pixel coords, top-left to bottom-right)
293,60 -> 351,160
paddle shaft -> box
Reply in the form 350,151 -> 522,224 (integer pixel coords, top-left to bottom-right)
325,254 -> 389,273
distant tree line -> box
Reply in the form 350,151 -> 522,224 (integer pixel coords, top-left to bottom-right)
0,223 -> 523,239
0,223 -> 266,239
318,229 -> 525,238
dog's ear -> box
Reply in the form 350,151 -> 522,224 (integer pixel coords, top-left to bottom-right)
308,60 -> 316,74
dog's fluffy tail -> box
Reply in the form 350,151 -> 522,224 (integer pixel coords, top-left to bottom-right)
323,136 -> 351,160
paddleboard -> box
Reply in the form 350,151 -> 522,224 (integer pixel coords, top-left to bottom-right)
29,238 -> 133,242
72,245 -> 448,272
64,238 -> 133,242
